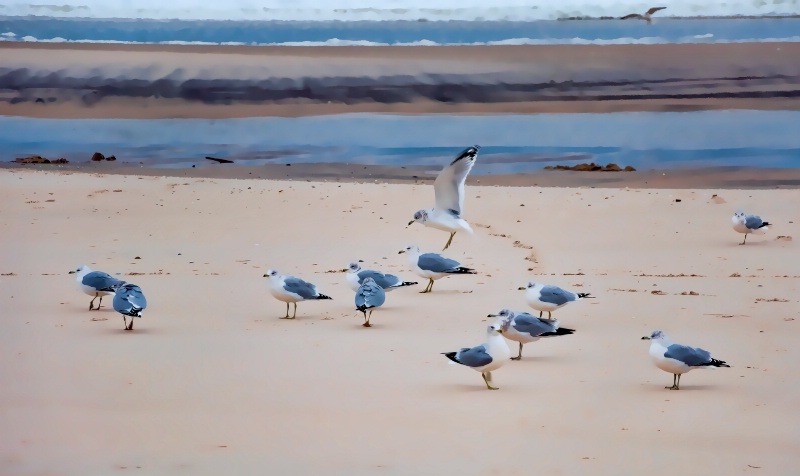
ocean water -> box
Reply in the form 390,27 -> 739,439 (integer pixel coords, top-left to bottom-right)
1,16 -> 800,46
3,111 -> 799,172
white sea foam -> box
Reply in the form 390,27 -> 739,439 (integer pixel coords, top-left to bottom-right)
3,34 -> 800,46
2,1 -> 798,21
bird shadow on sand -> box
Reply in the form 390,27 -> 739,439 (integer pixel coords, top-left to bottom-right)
97,327 -> 159,336
643,383 -> 720,392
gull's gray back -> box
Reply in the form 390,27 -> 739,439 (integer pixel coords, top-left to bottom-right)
283,277 -> 318,299
664,344 -> 712,366
82,271 -> 125,292
456,344 -> 493,368
512,313 -> 558,336
744,215 -> 764,229
418,253 -> 459,272
356,281 -> 386,309
358,269 -> 400,288
539,286 -> 575,305
113,284 -> 147,314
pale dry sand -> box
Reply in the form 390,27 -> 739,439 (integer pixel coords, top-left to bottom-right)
1,169 -> 799,475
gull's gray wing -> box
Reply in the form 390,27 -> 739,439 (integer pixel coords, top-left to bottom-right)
357,270 -> 400,289
512,313 -> 558,337
433,145 -> 480,216
283,277 -> 319,299
538,285 -> 576,305
664,344 -> 712,366
744,215 -> 766,229
646,6 -> 666,15
355,281 -> 386,309
417,253 -> 461,273
455,344 -> 493,368
82,271 -> 126,292
113,284 -> 147,315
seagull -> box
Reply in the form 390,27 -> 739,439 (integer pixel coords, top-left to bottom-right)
408,145 -> 480,250
69,265 -> 126,310
620,6 -> 666,23
442,323 -> 512,390
488,309 -> 575,360
642,330 -> 730,390
113,283 -> 147,331
264,269 -> 332,319
354,277 -> 386,327
399,245 -> 476,293
519,281 -> 592,319
731,210 -> 771,245
345,262 -> 417,292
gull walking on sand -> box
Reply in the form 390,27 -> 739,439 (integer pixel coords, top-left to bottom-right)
620,6 -> 666,23
264,269 -> 332,319
354,277 -> 386,327
345,262 -> 417,292
731,210 -> 770,245
642,330 -> 730,390
399,245 -> 476,293
113,283 -> 147,331
488,309 -> 575,360
408,145 -> 480,250
69,265 -> 126,310
519,281 -> 592,319
443,323 -> 512,390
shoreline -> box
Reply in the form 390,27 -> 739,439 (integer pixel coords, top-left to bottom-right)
4,163 -> 800,189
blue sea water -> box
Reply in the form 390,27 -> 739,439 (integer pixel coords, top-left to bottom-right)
1,16 -> 800,46
2,111 -> 799,172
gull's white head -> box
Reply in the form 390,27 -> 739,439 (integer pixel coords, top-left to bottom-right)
487,309 -> 514,331
518,281 -> 538,291
486,323 -> 504,336
361,277 -> 377,287
347,262 -> 362,273
399,245 -> 420,256
732,210 -> 746,225
642,330 -> 668,342
68,265 -> 90,276
408,209 -> 429,226
263,269 -> 281,280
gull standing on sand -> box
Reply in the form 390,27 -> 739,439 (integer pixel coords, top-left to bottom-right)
642,330 -> 730,390
519,281 -> 592,319
69,265 -> 126,310
264,269 -> 332,319
354,277 -> 386,327
620,6 -> 666,23
408,145 -> 480,250
113,283 -> 147,331
731,210 -> 771,245
399,245 -> 476,293
443,323 -> 512,390
488,309 -> 575,360
345,262 -> 417,292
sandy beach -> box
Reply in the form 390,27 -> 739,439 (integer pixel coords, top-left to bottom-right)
1,167 -> 798,474
2,42 -> 800,118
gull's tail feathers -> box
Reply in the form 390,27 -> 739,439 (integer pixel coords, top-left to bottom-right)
315,293 -> 333,300
540,327 -> 576,337
577,293 -> 593,299
447,267 -> 476,275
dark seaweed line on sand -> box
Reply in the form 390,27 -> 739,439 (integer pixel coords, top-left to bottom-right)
1,69 -> 798,105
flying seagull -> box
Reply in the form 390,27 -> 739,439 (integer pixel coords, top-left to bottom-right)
519,281 -> 593,319
442,323 -> 512,390
69,265 -> 126,310
731,210 -> 770,245
488,309 -> 575,360
264,269 -> 332,319
408,145 -> 480,250
642,330 -> 730,390
620,6 -> 666,23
